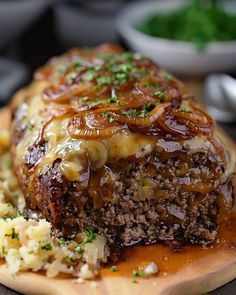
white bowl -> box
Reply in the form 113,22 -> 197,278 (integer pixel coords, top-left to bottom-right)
116,0 -> 236,76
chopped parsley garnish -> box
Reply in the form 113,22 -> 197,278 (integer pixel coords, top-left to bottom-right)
140,110 -> 148,118
55,65 -> 66,77
97,76 -> 111,87
84,70 -> 95,81
132,270 -> 139,278
107,95 -> 119,104
87,101 -> 101,109
110,265 -> 118,272
180,107 -> 189,113
72,229 -> 96,254
15,210 -> 21,217
40,241 -> 52,251
101,112 -> 109,119
140,103 -> 155,118
122,109 -> 137,117
97,53 -> 115,61
77,97 -> 88,103
74,245 -> 84,254
84,229 -> 96,244
139,270 -> 147,278
94,65 -> 101,71
144,81 -> 159,88
114,72 -> 129,85
58,238 -> 66,246
65,255 -> 74,263
112,63 -> 134,73
121,52 -> 133,62
132,270 -> 139,283
101,112 -> 115,123
131,268 -> 149,280
70,61 -> 84,72
66,72 -> 75,84
5,228 -> 19,240
154,91 -> 165,101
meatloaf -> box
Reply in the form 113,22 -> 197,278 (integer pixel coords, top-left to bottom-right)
10,44 -> 235,250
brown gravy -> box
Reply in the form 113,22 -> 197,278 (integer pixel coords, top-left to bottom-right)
101,212 -> 236,278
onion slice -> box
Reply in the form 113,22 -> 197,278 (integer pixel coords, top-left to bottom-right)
67,113 -> 123,139
43,83 -> 92,103
68,125 -> 122,139
112,102 -> 171,126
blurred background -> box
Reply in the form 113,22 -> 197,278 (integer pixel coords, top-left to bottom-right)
0,0 -> 236,141
0,1 -> 236,294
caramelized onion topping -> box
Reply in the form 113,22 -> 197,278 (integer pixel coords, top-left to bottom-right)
68,113 -> 122,139
112,102 -> 171,126
34,45 -> 221,158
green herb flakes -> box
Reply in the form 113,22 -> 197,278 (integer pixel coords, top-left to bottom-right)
113,63 -> 134,73
132,270 -> 139,278
74,245 -> 84,254
77,97 -> 88,103
55,65 -> 66,77
110,265 -> 118,272
5,228 -> 19,240
66,73 -> 75,85
101,112 -> 115,123
107,95 -> 119,104
58,238 -> 66,246
154,91 -> 165,101
101,112 -> 109,119
97,76 -> 111,87
114,72 -> 129,85
84,229 -> 96,244
140,103 -> 155,118
139,270 -> 147,278
15,210 -> 21,217
180,107 -> 189,113
122,109 -> 137,117
138,0 -> 236,51
84,70 -> 95,81
40,241 -> 52,251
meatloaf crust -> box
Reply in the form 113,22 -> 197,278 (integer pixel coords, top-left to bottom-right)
10,44 -> 235,249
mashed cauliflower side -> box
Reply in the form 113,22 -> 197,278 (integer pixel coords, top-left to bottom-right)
0,129 -> 158,282
0,129 -> 106,279
0,216 -> 77,277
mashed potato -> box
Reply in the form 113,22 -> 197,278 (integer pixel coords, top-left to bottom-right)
0,129 -> 106,279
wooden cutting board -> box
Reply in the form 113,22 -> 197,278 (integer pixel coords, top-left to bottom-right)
0,106 -> 236,295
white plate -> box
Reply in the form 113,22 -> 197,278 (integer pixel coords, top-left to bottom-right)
116,0 -> 236,75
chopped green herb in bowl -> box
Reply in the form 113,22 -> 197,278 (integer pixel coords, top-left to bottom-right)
117,0 -> 236,75
137,0 -> 236,51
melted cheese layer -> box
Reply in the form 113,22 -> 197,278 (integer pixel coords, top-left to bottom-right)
13,82 -> 235,183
